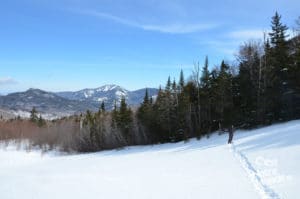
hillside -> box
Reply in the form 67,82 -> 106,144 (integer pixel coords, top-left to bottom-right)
0,88 -> 96,118
1,120 -> 299,199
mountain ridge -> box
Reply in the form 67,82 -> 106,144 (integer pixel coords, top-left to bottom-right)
0,85 -> 159,119
55,84 -> 158,109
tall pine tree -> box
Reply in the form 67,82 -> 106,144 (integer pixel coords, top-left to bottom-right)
267,12 -> 290,121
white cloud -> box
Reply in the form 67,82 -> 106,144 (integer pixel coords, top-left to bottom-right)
227,28 -> 295,42
83,11 -> 138,28
79,10 -> 217,34
228,29 -> 265,40
142,24 -> 216,34
0,77 -> 18,86
202,40 -> 239,57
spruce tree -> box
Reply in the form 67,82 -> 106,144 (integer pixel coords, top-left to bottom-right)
137,88 -> 157,142
288,17 -> 300,118
217,61 -> 234,129
37,115 -> 45,127
111,100 -> 118,130
143,88 -> 149,104
179,69 -> 185,92
192,62 -> 202,137
237,42 -> 262,126
116,97 -> 133,142
200,56 -> 210,89
200,56 -> 212,133
152,84 -> 174,142
30,107 -> 38,123
100,101 -> 105,113
267,12 -> 290,121
172,78 -> 177,92
166,76 -> 171,91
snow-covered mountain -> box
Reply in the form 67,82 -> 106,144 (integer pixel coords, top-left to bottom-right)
0,85 -> 158,118
0,88 -> 97,117
56,84 -> 129,103
56,84 -> 158,109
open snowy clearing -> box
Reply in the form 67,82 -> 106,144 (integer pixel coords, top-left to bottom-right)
1,120 -> 299,199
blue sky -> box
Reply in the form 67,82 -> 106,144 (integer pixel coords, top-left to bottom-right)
0,0 -> 299,94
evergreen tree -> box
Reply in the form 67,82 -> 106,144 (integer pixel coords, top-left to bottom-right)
100,101 -> 105,113
288,17 -> 300,118
37,115 -> 46,127
200,56 -> 210,89
143,88 -> 149,104
30,107 -> 38,123
152,86 -> 174,142
269,12 -> 289,49
267,12 -> 290,121
172,78 -> 177,93
176,83 -> 190,140
137,89 -> 156,141
208,68 -> 220,131
179,69 -> 185,92
217,61 -> 234,129
237,42 -> 262,126
111,100 -> 118,129
200,56 -> 212,133
116,97 -> 133,142
81,109 -> 106,151
192,62 -> 202,137
166,76 -> 171,91
95,107 -> 106,149
85,110 -> 96,147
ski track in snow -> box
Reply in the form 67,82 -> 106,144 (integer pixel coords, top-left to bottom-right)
230,144 -> 280,199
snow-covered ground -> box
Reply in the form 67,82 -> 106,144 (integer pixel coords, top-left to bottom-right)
0,120 -> 299,199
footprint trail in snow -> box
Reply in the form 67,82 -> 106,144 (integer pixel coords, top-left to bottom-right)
230,144 -> 281,199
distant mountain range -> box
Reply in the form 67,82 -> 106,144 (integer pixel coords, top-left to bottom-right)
56,84 -> 158,108
0,85 -> 158,119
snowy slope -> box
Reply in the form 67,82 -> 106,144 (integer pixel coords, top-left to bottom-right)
231,120 -> 300,199
1,120 -> 300,199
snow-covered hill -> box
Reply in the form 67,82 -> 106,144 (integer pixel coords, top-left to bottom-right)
1,120 -> 299,199
0,89 -> 96,116
0,89 -> 97,119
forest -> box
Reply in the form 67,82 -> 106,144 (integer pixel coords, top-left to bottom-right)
0,12 -> 299,153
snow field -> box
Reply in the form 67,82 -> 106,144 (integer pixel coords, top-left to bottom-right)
1,120 -> 300,199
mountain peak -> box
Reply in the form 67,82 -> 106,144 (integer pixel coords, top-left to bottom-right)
96,84 -> 125,92
26,88 -> 46,94
27,88 -> 41,91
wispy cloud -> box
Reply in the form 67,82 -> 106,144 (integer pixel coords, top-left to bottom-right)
208,29 -> 266,56
227,28 -> 295,43
228,29 -> 265,40
0,77 -> 18,86
228,28 -> 298,40
142,24 -> 216,34
79,10 -> 217,34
